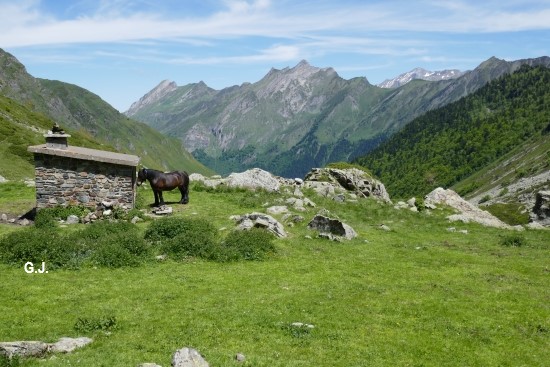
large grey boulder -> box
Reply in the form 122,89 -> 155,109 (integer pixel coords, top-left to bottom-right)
0,337 -> 93,360
172,347 -> 209,367
190,168 -> 281,192
304,168 -> 390,202
425,188 -> 517,229
307,215 -> 357,240
0,341 -> 49,359
226,168 -> 281,192
49,337 -> 93,353
232,212 -> 287,238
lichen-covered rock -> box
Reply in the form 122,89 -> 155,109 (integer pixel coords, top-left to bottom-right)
307,215 -> 357,240
172,347 -> 209,367
232,212 -> 287,237
304,168 -> 390,202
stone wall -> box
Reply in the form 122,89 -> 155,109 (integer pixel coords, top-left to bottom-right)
33,154 -> 136,209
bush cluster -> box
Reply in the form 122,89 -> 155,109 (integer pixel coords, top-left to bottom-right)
0,221 -> 148,269
145,217 -> 276,262
74,315 -> 118,333
34,206 -> 89,228
499,234 -> 528,247
0,214 -> 277,269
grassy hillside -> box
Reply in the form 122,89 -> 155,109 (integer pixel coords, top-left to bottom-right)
356,65 -> 550,199
39,80 -> 213,175
0,182 -> 548,366
0,94 -> 112,181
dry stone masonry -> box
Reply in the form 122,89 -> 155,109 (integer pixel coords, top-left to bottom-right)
28,132 -> 139,209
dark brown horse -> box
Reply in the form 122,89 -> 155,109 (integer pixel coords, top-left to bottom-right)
137,168 -> 189,207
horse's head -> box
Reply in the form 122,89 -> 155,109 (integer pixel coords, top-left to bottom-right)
136,168 -> 147,186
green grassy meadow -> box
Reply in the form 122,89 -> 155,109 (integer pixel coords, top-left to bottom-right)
0,184 -> 549,366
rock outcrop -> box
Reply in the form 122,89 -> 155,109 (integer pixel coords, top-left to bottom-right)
172,347 -> 210,367
0,337 -> 92,360
304,168 -> 391,202
190,168 -> 283,192
531,190 -> 550,226
425,188 -> 518,229
231,212 -> 287,238
307,214 -> 357,240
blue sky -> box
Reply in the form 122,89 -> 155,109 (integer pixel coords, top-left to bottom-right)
1,0 -> 549,112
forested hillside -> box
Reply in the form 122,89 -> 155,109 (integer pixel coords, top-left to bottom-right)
356,65 -> 550,198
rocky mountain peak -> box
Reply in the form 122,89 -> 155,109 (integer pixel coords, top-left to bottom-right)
125,79 -> 177,115
377,67 -> 464,88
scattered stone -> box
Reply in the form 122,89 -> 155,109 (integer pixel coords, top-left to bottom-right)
49,337 -> 93,353
294,178 -> 304,185
235,353 -> 246,362
65,215 -> 80,224
152,206 -> 173,215
172,347 -> 209,367
155,254 -> 168,261
307,215 -> 357,240
0,337 -> 92,360
131,216 -> 143,224
293,187 -> 304,198
333,194 -> 345,203
378,224 -> 391,231
103,209 -> 112,216
0,341 -> 49,359
1,213 -> 7,222
18,218 -> 30,226
0,175 -> 7,183
232,212 -> 287,238
291,322 -> 315,329
266,205 -> 289,215
101,200 -> 115,209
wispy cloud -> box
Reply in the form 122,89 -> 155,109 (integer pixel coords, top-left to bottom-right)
2,0 -> 550,49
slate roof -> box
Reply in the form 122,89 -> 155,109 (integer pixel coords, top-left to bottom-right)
28,144 -> 140,167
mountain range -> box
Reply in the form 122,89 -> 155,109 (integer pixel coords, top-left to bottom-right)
0,48 -> 213,180
376,67 -> 464,88
125,56 -> 550,178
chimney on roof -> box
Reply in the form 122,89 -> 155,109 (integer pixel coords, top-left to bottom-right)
45,123 -> 70,150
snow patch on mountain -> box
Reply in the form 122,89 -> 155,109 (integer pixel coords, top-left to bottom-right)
378,68 -> 465,88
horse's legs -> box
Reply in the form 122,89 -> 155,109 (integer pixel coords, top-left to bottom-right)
179,184 -> 189,204
158,191 -> 165,206
153,190 -> 160,207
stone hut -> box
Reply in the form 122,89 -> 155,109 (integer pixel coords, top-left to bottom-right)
27,132 -> 140,209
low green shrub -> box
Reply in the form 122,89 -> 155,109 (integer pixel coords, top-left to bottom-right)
485,202 -> 530,225
0,228 -> 82,269
34,205 -> 89,228
216,228 -> 276,262
74,315 -> 118,333
499,234 -> 528,247
91,231 -> 149,268
150,217 -> 218,259
77,220 -> 136,241
0,221 -> 147,269
144,217 -> 214,242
